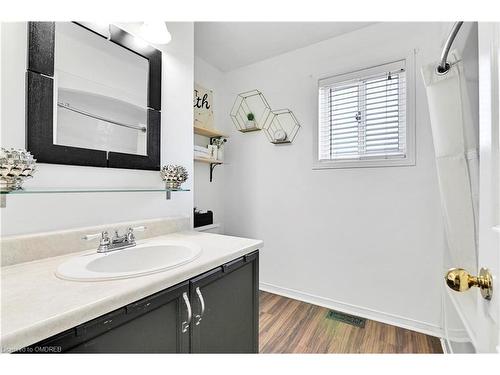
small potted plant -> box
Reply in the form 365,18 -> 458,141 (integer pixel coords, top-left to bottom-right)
211,138 -> 227,161
245,112 -> 256,129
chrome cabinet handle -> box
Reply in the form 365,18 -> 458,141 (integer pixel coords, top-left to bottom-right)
181,292 -> 192,333
195,287 -> 205,325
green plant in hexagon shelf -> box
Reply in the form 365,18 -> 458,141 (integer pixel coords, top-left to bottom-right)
246,112 -> 256,129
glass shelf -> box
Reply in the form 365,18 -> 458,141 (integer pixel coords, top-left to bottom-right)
0,187 -> 190,207
0,187 -> 189,195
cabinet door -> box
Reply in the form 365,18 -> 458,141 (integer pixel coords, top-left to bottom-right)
27,281 -> 191,353
190,251 -> 259,353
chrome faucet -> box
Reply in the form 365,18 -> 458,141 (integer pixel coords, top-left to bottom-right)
83,226 -> 147,253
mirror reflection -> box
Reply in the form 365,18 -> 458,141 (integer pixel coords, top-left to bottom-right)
54,22 -> 149,156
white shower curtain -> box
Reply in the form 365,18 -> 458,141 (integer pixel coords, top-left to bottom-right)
421,50 -> 478,272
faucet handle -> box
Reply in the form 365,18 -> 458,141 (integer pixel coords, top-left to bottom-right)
83,231 -> 110,253
126,226 -> 146,242
130,226 -> 147,232
82,231 -> 109,241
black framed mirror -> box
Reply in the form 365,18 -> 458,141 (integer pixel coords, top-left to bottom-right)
26,22 -> 162,170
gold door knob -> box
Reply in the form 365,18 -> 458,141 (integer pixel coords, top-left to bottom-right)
445,267 -> 493,300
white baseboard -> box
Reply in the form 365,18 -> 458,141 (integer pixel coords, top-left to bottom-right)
260,282 -> 443,338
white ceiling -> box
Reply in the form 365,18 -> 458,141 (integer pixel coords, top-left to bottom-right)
194,22 -> 375,72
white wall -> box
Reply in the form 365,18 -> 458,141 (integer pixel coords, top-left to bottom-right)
193,57 -> 227,231
0,22 -> 194,236
209,22 -> 479,335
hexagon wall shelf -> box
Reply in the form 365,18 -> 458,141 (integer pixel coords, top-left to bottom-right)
230,90 -> 271,133
262,109 -> 301,144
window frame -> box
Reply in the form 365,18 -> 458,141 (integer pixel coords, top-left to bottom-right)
313,53 -> 416,170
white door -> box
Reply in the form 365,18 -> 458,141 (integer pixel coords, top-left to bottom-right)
444,22 -> 500,353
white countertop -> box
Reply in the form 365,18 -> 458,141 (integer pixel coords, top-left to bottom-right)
0,231 -> 263,352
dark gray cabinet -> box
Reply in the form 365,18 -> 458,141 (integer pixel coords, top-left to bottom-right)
68,281 -> 190,353
20,251 -> 258,354
23,281 -> 190,353
190,251 -> 259,353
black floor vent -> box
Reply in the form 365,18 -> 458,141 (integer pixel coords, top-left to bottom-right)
326,310 -> 366,328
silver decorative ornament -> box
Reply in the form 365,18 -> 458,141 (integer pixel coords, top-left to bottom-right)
0,148 -> 37,190
160,165 -> 188,189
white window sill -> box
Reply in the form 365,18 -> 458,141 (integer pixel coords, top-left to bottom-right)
312,157 -> 415,170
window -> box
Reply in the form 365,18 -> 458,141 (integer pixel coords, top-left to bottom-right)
315,59 -> 414,169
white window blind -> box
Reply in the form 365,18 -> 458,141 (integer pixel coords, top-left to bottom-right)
318,61 -> 407,163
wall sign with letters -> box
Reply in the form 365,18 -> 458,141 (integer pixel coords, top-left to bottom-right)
194,84 -> 214,129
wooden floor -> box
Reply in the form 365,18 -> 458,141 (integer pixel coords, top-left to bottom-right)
259,291 -> 443,354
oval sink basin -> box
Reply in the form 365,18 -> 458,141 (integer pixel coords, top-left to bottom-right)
56,241 -> 202,281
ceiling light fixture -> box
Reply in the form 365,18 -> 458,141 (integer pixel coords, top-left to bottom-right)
140,22 -> 171,45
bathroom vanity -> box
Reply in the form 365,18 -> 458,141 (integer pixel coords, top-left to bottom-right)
0,220 -> 262,354
1,22 -> 262,355
22,251 -> 258,353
